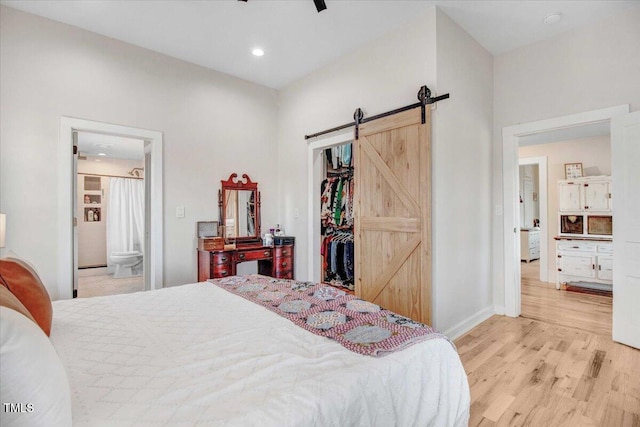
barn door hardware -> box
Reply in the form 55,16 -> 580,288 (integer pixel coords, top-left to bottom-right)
304,85 -> 450,140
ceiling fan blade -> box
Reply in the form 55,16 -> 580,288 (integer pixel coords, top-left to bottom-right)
313,0 -> 327,13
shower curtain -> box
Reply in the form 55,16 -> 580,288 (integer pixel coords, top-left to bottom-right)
106,178 -> 145,272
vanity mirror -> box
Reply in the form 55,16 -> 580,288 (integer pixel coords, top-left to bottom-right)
218,173 -> 261,242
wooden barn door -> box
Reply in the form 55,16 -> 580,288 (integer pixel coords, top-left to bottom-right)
354,108 -> 431,324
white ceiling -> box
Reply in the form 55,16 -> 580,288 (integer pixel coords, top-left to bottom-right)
77,132 -> 144,160
2,1 -> 638,89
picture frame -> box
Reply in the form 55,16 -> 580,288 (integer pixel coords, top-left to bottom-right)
564,162 -> 583,179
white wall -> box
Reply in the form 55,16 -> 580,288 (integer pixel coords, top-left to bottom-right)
0,6 -> 278,298
276,8 -> 494,333
432,9 -> 493,333
519,135 -> 611,283
492,8 -> 640,308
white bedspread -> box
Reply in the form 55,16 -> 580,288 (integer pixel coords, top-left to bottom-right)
50,282 -> 469,426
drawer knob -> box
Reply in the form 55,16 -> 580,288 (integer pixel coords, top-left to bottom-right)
239,253 -> 245,259
264,251 -> 270,256
282,262 -> 287,267
282,250 -> 288,255
221,270 -> 228,276
221,256 -> 228,262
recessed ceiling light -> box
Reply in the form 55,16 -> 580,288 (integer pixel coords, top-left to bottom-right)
544,13 -> 562,25
97,152 -> 107,156
252,48 -> 265,57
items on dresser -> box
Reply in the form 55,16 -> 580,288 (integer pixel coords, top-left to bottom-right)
555,238 -> 612,291
520,228 -> 540,263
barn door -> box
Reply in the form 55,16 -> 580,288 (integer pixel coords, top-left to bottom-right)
354,108 -> 431,324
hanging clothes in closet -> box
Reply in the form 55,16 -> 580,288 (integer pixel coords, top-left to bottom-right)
320,143 -> 354,291
321,232 -> 354,290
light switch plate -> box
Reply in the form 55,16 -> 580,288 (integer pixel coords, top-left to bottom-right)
176,206 -> 185,218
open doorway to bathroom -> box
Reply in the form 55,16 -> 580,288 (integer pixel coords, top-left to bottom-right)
75,132 -> 146,298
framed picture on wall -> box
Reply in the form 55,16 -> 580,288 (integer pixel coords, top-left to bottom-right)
564,162 -> 583,179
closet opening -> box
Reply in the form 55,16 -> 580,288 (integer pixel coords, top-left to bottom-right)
307,130 -> 353,284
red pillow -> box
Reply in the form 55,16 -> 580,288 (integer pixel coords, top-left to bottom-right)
0,258 -> 53,336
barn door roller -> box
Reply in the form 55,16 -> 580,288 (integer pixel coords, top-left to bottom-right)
305,85 -> 449,140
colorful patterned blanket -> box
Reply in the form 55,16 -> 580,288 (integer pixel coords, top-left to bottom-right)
209,274 -> 451,357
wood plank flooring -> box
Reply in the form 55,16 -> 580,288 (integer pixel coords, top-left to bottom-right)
455,315 -> 640,426
454,262 -> 639,426
520,261 -> 612,337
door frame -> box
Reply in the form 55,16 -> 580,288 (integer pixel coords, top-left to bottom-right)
306,130 -> 353,283
58,117 -> 163,300
502,104 -> 629,317
518,156 -> 548,283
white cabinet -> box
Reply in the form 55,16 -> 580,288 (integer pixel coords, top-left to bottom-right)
584,181 -> 611,212
597,255 -> 613,281
520,229 -> 540,263
557,253 -> 596,279
556,240 -> 613,290
558,176 -> 612,213
558,182 -> 582,212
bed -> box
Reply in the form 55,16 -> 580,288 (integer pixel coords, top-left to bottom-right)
1,258 -> 470,426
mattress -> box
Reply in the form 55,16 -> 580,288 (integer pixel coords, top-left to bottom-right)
50,281 -> 470,426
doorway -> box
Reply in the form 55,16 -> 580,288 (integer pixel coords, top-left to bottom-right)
517,136 -> 615,336
58,117 -> 163,301
502,105 -> 628,327
75,132 -> 146,298
307,130 -> 353,283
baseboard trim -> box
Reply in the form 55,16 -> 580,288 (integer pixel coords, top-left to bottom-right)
494,305 -> 505,315
443,306 -> 496,340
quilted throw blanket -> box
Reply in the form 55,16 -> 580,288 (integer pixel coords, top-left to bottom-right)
209,274 -> 450,357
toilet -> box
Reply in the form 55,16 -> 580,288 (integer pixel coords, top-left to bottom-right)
110,251 -> 143,278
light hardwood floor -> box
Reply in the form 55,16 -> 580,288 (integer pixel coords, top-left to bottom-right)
520,260 -> 612,337
454,262 -> 639,426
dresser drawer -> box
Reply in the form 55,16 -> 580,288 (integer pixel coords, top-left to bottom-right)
275,245 -> 294,258
212,252 -> 232,265
558,242 -> 597,252
212,264 -> 232,277
597,244 -> 613,254
237,248 -> 272,262
274,256 -> 293,272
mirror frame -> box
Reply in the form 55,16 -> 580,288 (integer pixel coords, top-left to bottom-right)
218,173 -> 261,243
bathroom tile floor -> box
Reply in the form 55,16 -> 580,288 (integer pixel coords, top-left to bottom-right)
77,274 -> 144,298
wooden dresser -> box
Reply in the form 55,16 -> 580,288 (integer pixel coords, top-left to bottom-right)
197,241 -> 294,281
